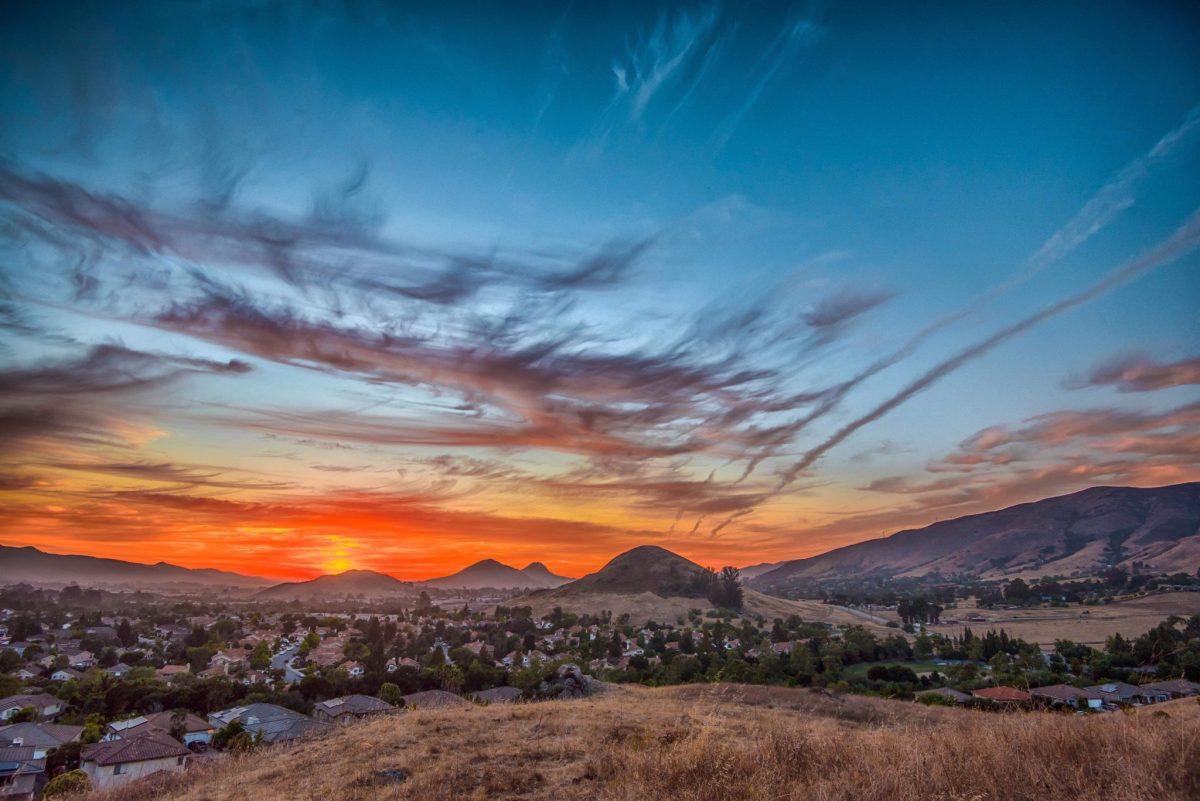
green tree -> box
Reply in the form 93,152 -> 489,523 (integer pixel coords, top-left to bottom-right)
117,619 -> 136,648
378,682 -> 403,706
10,707 -> 37,723
249,642 -> 272,671
42,770 -> 90,798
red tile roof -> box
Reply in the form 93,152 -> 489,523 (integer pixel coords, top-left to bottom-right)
82,731 -> 189,766
971,686 -> 1031,702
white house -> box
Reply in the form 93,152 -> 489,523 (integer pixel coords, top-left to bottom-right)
81,732 -> 190,790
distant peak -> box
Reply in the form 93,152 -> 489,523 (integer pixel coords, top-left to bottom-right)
523,562 -> 549,572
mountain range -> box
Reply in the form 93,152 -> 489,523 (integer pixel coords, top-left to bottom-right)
4,484 -> 1196,598
0,545 -> 273,590
752,483 -> 1200,592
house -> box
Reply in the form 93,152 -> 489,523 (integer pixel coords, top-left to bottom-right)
1141,678 -> 1200,698
66,651 -> 94,669
208,703 -> 329,744
85,626 -> 120,643
0,722 -> 83,758
50,668 -> 83,682
13,668 -> 38,682
341,661 -> 365,677
105,711 -> 216,746
915,687 -> 972,705
0,746 -> 44,801
770,641 -> 795,655
107,662 -> 133,678
1029,684 -> 1104,710
970,686 -> 1031,705
471,686 -> 522,704
1087,682 -> 1171,706
312,695 -> 393,724
81,732 -> 190,791
240,670 -> 272,686
0,694 -> 62,722
211,649 -> 248,674
386,657 -> 420,673
155,664 -> 190,681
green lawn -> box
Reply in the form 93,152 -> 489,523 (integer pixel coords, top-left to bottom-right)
843,659 -> 950,678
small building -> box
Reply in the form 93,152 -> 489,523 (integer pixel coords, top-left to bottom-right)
81,732 -> 190,791
155,664 -> 190,681
312,695 -> 393,724
105,711 -> 216,747
50,668 -> 84,682
1141,678 -> 1200,698
66,651 -> 94,669
208,703 -> 329,745
1087,682 -> 1171,706
0,694 -> 62,722
1029,684 -> 1103,710
970,686 -> 1031,705
0,745 -> 44,801
915,687 -> 972,705
0,722 -> 83,758
471,686 -> 522,704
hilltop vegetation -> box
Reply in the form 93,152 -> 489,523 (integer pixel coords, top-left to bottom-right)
66,684 -> 1200,801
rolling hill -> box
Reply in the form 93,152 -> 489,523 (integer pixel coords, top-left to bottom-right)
91,683 -> 1199,801
753,483 -> 1200,591
422,559 -> 571,590
0,544 -> 273,590
256,570 -> 413,600
738,561 -> 783,579
520,561 -> 572,587
512,545 -> 855,625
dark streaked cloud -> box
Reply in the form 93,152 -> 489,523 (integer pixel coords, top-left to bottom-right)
0,344 -> 251,457
1066,352 -> 1200,393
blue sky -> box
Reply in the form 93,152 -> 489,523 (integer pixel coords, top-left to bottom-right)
0,1 -> 1197,578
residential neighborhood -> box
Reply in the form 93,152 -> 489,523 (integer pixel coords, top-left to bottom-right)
0,580 -> 1197,798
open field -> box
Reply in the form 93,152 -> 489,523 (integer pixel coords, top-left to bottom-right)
72,683 -> 1200,801
873,591 -> 1200,646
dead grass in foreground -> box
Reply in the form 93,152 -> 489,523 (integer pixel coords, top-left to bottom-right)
72,685 -> 1200,801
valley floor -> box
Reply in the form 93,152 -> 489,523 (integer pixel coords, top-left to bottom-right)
883,591 -> 1200,646
74,684 -> 1199,801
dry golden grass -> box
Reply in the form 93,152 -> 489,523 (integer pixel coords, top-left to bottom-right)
70,684 -> 1200,801
901,591 -> 1200,646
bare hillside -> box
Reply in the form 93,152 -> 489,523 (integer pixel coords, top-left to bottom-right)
70,684 -> 1199,801
755,483 -> 1200,591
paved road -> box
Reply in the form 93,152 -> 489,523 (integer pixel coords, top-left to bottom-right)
271,646 -> 298,671
831,605 -> 892,626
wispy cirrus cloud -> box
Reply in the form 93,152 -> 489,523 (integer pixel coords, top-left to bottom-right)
774,206 -> 1200,490
711,17 -> 822,150
615,5 -> 721,121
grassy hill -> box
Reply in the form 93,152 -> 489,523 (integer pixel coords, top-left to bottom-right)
511,545 -> 895,628
753,483 -> 1200,589
70,684 -> 1200,801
